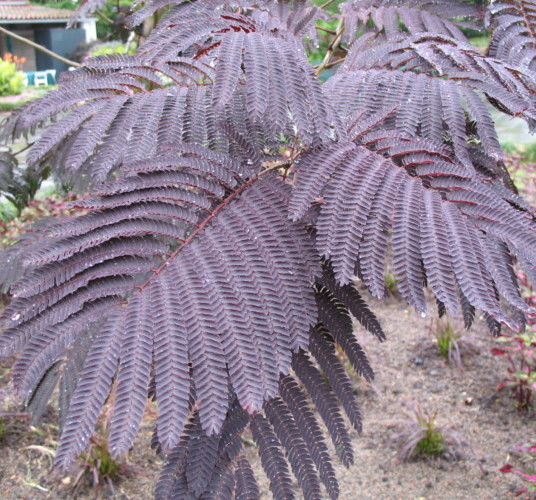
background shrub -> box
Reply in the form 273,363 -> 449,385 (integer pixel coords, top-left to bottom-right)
0,55 -> 25,97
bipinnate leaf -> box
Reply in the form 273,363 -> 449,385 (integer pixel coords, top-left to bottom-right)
292,142 -> 535,327
2,1 -> 536,499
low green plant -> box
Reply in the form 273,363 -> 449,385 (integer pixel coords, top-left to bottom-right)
391,403 -> 468,462
83,436 -> 120,480
0,151 -> 48,220
436,320 -> 458,358
384,270 -> 398,296
70,434 -> 124,497
0,59 -> 24,97
431,319 -> 478,366
415,424 -> 445,456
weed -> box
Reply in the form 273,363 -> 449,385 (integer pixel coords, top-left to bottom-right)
432,319 -> 478,367
436,320 -> 459,358
70,433 -> 126,498
492,328 -> 536,410
384,270 -> 398,296
391,403 -> 468,462
500,442 -> 536,498
415,423 -> 445,457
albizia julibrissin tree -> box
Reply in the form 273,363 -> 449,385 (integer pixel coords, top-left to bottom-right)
0,0 -> 535,497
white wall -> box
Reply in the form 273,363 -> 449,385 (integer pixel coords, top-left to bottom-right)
80,19 -> 97,43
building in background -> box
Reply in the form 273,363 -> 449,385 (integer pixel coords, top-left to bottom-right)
0,0 -> 96,74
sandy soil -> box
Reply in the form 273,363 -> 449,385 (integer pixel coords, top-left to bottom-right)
1,290 -> 534,500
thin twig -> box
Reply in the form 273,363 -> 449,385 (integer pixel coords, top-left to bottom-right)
320,0 -> 338,10
124,30 -> 136,54
315,26 -> 336,35
95,10 -> 114,25
324,57 -> 346,70
0,26 -> 81,68
315,17 -> 345,76
12,142 -> 34,157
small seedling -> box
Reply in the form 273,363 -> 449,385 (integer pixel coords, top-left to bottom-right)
391,403 -> 468,462
432,319 -> 478,367
415,319 -> 478,367
436,320 -> 459,358
70,434 -> 124,498
492,328 -> 536,410
384,271 -> 398,296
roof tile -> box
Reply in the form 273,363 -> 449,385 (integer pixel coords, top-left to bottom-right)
0,1 -> 75,21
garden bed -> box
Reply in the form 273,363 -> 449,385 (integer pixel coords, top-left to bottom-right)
0,296 -> 534,499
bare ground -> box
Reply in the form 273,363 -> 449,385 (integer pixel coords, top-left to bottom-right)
1,291 -> 534,499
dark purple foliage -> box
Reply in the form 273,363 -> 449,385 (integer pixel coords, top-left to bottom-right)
0,0 -> 535,498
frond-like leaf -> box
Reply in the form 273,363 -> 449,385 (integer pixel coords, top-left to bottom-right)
486,0 -> 536,71
250,413 -> 295,499
235,456 -> 260,500
342,33 -> 536,130
341,0 -> 481,41
309,324 -> 362,432
263,397 -> 323,500
54,310 -> 122,468
292,350 -> 354,467
328,69 -> 504,165
279,375 -> 339,499
1,151 -> 320,465
292,142 -> 535,326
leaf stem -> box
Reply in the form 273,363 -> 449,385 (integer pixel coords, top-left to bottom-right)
136,163 -> 285,292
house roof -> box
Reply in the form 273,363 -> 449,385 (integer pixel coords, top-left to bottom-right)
0,1 -> 75,22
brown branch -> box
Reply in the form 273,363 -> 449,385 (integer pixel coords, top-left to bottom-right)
95,10 -> 114,25
324,57 -> 346,70
315,18 -> 345,76
320,0 -> 338,10
0,26 -> 81,68
315,26 -> 336,35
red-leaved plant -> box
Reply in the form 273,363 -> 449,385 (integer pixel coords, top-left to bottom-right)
492,329 -> 536,410
500,443 -> 536,499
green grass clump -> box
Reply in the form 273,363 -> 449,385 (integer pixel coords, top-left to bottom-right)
435,321 -> 459,359
391,403 -> 468,462
415,420 -> 446,457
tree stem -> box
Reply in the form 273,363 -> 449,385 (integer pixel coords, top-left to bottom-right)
0,26 -> 81,68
